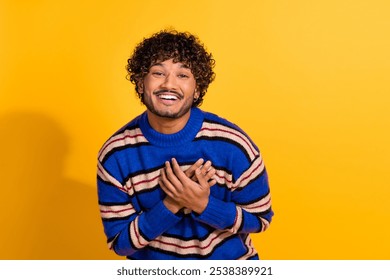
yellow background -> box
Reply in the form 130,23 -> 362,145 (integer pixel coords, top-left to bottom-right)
1,0 -> 389,259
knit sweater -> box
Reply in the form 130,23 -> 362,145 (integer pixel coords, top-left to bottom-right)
97,107 -> 273,259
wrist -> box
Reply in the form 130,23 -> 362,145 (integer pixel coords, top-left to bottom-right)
163,197 -> 181,214
193,197 -> 209,214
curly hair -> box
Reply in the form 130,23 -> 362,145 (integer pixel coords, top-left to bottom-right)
126,29 -> 215,107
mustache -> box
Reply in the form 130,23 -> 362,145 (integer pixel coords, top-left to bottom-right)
154,89 -> 183,98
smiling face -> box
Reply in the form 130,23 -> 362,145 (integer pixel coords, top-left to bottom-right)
139,59 -> 199,131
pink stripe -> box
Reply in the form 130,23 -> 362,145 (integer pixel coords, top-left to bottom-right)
132,174 -> 160,187
215,173 -> 233,183
155,231 -> 226,250
247,238 -> 254,257
100,207 -> 134,214
133,218 -> 147,247
240,159 -> 263,183
200,127 -> 257,157
244,198 -> 271,210
215,159 -> 263,186
101,133 -> 144,153
98,165 -> 126,192
232,210 -> 238,228
261,219 -> 266,231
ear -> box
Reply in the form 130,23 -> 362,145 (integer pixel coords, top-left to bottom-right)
137,80 -> 144,94
194,88 -> 200,100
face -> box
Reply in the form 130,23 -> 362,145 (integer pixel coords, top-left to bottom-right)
139,59 -> 198,120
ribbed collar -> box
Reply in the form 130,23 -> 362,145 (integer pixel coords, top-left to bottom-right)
139,107 -> 204,147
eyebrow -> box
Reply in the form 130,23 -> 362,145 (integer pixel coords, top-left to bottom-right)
151,62 -> 190,69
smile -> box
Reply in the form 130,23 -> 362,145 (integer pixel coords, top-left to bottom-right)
155,90 -> 183,101
158,94 -> 179,100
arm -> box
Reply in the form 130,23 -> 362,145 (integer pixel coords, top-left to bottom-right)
97,161 -> 182,257
194,156 -> 273,234
159,157 -> 273,234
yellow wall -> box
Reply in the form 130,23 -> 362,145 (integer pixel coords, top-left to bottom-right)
1,0 -> 389,259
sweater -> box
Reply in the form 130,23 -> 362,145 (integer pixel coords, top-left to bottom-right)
97,107 -> 273,259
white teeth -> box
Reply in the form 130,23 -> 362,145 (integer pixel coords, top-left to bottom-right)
159,94 -> 178,100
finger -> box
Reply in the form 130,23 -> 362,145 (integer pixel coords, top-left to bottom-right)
164,160 -> 183,189
191,160 -> 212,182
201,160 -> 212,174
191,174 -> 198,182
160,178 -> 180,198
184,158 -> 204,178
160,168 -> 177,196
208,179 -> 217,187
171,158 -> 189,182
159,178 -> 171,196
195,168 -> 211,189
204,167 -> 216,181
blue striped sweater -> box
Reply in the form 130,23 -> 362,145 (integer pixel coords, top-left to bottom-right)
97,108 -> 273,259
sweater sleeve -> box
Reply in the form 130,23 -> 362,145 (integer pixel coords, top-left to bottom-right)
97,161 -> 182,257
193,156 -> 273,234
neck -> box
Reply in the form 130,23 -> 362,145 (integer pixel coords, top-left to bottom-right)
146,110 -> 191,134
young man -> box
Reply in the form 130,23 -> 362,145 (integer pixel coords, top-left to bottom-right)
97,30 -> 273,259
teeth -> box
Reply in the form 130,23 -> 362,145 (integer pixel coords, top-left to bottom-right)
159,94 -> 178,100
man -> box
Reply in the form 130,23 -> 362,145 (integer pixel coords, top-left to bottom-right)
97,30 -> 273,260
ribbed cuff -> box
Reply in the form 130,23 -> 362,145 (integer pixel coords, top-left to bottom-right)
140,200 -> 183,240
193,196 -> 237,230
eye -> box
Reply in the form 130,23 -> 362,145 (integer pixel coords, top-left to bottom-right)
178,73 -> 189,79
152,71 -> 164,77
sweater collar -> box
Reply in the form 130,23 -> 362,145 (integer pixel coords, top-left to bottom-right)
139,107 -> 204,147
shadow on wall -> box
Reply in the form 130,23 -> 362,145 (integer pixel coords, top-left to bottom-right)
0,111 -> 117,259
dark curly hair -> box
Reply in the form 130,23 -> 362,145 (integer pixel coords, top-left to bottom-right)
126,29 -> 215,107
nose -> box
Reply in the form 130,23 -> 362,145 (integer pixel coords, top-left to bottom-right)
161,73 -> 177,89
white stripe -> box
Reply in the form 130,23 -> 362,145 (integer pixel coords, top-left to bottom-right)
100,203 -> 136,219
196,122 -> 259,161
129,216 -> 148,249
149,230 -> 233,256
239,193 -> 272,214
107,234 -> 119,250
214,169 -> 234,188
124,164 -> 193,195
213,157 -> 265,190
260,217 -> 271,232
237,235 -> 257,260
228,207 -> 242,234
97,161 -> 126,192
98,128 -> 148,162
232,156 -> 265,190
124,169 -> 162,195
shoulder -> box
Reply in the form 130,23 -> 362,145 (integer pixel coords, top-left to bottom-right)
97,112 -> 147,163
199,110 -> 253,142
197,110 -> 260,160
201,111 -> 243,130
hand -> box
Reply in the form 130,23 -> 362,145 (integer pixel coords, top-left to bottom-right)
160,158 -> 216,214
184,158 -> 217,187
